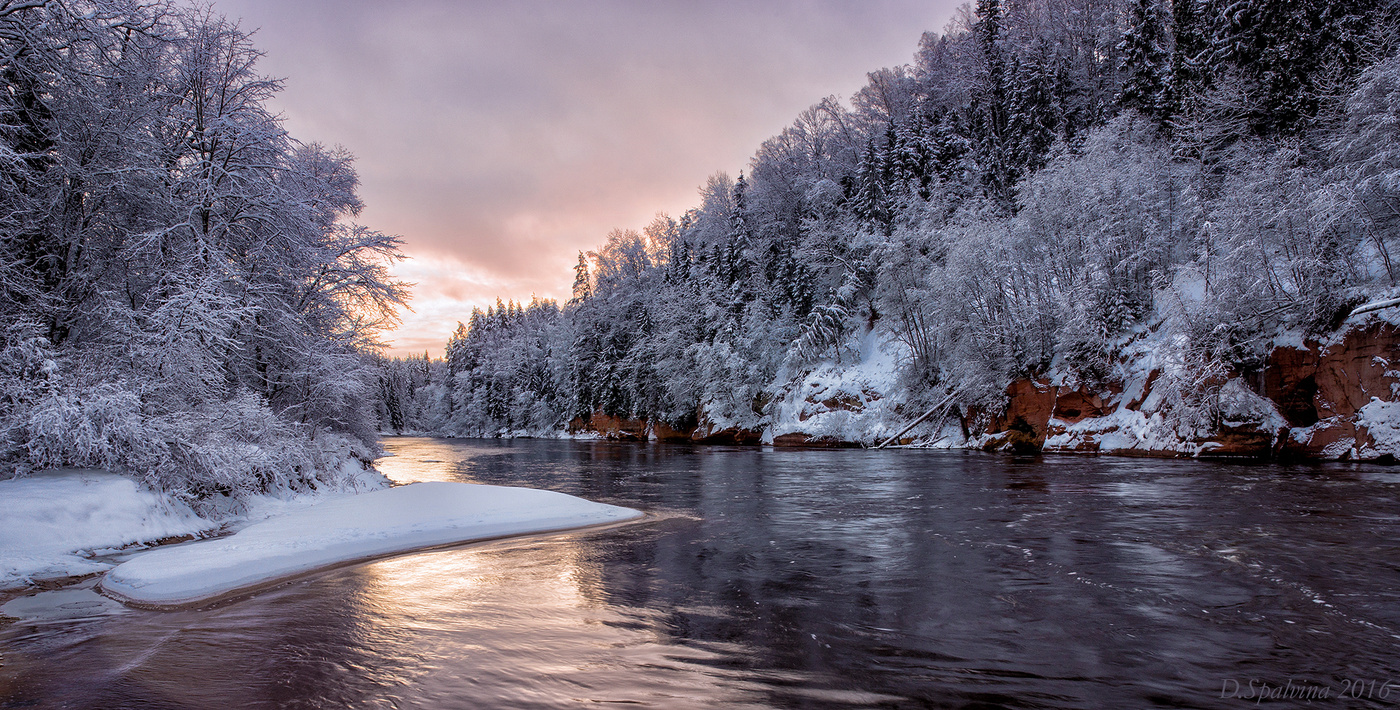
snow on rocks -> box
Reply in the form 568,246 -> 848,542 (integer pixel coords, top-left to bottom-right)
0,470 -> 218,591
99,482 -> 643,607
767,329 -> 922,447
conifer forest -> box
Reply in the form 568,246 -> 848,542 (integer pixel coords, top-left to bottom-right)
375,0 -> 1400,460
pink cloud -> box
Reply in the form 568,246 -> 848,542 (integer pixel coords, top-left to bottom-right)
216,0 -> 961,356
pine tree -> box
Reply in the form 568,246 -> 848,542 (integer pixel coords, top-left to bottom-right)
919,110 -> 971,185
569,251 -> 591,304
890,119 -> 925,197
971,0 -> 1014,206
1213,0 -> 1389,136
1007,50 -> 1060,177
725,173 -> 753,287
1171,0 -> 1216,115
852,136 -> 891,230
1118,0 -> 1174,125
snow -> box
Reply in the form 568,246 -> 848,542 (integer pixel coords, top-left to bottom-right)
99,481 -> 643,607
765,328 -> 927,445
1042,407 -> 1201,456
1349,296 -> 1400,318
1357,399 -> 1400,459
1216,378 -> 1288,430
0,470 -> 218,590
1271,330 -> 1308,351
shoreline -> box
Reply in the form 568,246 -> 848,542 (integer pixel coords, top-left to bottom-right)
95,481 -> 644,608
380,432 -> 1400,465
96,511 -> 653,612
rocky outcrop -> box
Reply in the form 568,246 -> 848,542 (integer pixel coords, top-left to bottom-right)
764,349 -> 911,447
650,420 -> 695,442
770,432 -> 863,448
979,319 -> 1400,461
987,379 -> 1056,445
690,412 -> 763,445
570,409 -> 761,445
585,412 -> 650,441
1269,321 -> 1400,461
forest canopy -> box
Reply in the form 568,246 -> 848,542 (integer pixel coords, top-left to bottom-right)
375,0 -> 1400,443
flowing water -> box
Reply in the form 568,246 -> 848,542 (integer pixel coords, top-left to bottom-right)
3,438 -> 1400,708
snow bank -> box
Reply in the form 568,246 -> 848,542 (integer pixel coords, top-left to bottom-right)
767,329 -> 932,445
0,470 -> 218,590
1356,399 -> 1400,459
100,482 -> 643,607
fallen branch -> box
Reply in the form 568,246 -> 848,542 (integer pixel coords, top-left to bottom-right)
1349,297 -> 1400,318
876,390 -> 960,449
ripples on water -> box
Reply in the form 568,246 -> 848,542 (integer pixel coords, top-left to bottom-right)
3,438 -> 1400,708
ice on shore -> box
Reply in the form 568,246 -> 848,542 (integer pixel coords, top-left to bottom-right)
100,481 -> 643,607
0,470 -> 217,590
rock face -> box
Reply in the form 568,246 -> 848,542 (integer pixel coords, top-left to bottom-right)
979,319 -> 1400,461
650,420 -> 695,442
1269,321 -> 1400,461
689,412 -> 763,445
585,412 -> 650,441
571,410 -> 761,445
568,319 -> 1398,461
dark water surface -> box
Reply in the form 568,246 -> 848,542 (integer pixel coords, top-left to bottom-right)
4,438 -> 1400,708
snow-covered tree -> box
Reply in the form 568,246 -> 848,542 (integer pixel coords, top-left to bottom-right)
0,2 -> 406,498
1117,0 -> 1173,124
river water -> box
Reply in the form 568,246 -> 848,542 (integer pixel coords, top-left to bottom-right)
3,438 -> 1400,708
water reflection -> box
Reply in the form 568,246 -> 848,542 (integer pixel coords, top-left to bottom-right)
3,438 -> 1400,708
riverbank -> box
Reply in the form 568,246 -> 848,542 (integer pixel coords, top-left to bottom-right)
0,467 -> 390,596
0,470 -> 222,592
0,467 -> 641,607
561,313 -> 1400,462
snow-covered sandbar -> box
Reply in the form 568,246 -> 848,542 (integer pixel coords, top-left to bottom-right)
100,482 -> 643,607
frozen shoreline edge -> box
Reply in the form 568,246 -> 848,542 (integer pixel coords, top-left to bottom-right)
95,481 -> 645,609
97,513 -> 648,611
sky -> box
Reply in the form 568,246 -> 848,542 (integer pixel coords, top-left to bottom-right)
215,0 -> 962,356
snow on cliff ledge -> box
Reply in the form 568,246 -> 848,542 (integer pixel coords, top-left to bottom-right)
100,482 -> 643,607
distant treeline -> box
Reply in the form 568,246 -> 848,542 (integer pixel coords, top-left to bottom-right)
377,0 -> 1400,440
0,1 -> 405,498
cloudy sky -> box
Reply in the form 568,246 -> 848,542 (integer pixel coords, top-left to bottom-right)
215,0 -> 961,356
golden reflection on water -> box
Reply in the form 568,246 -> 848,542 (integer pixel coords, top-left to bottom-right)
377,436 -> 482,484
334,532 -> 777,708
274,439 -> 779,707
8,439 -> 770,708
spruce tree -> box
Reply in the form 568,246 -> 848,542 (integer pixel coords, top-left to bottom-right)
971,0 -> 1014,206
853,136 -> 891,231
1214,0 -> 1388,136
1118,0 -> 1174,125
569,251 -> 591,304
1171,0 -> 1215,116
1008,51 -> 1059,176
725,173 -> 753,288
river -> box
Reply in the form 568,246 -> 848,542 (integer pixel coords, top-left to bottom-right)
2,437 -> 1399,708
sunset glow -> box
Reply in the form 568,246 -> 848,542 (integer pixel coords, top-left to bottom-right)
216,0 -> 961,355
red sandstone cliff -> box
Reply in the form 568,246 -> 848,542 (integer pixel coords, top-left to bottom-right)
567,318 -> 1400,461
973,318 -> 1400,461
